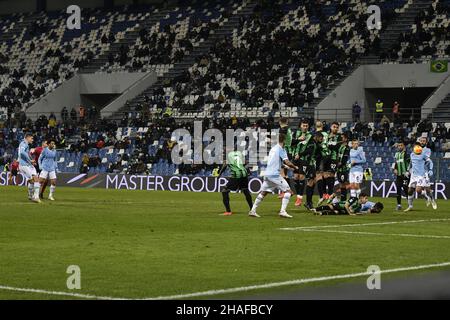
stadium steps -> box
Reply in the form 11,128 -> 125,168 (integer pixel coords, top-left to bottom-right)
108,0 -> 258,120
378,0 -> 434,51
358,0 -> 434,64
78,9 -> 172,74
429,91 -> 450,122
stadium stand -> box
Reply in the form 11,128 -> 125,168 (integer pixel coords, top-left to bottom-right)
1,114 -> 450,181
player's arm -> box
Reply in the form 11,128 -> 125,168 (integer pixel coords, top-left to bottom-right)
38,150 -> 44,169
280,148 -> 297,170
283,158 -> 298,170
344,202 -> 356,215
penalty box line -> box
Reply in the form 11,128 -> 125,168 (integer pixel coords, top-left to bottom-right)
279,218 -> 450,231
296,228 -> 450,239
2,261 -> 450,300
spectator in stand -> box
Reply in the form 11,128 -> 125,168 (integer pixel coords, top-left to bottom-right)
80,154 -> 89,173
61,107 -> 68,123
70,108 -> 77,122
352,102 -> 361,122
375,99 -> 384,123
392,101 -> 400,123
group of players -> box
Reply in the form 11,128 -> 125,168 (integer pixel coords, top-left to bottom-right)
15,134 -> 58,203
220,118 -> 438,217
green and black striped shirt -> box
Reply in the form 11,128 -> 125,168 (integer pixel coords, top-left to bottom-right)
394,150 -> 410,176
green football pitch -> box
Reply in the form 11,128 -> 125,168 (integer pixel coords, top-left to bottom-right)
0,186 -> 449,300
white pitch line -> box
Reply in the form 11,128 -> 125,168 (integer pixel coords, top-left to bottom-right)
280,218 -> 450,231
0,285 -> 126,300
2,261 -> 450,300
297,228 -> 450,239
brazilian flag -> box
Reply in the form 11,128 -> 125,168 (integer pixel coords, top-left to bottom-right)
430,60 -> 448,73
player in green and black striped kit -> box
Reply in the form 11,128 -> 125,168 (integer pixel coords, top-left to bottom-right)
218,149 -> 253,215
313,192 -> 362,215
393,140 -> 411,210
321,122 -> 342,203
336,132 -> 351,201
296,131 -> 324,210
292,119 -> 313,207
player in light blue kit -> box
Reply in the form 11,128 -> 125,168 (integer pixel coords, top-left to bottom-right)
18,133 -> 41,202
348,138 -> 366,199
404,142 -> 434,212
418,136 -> 437,209
249,133 -> 298,218
38,139 -> 58,201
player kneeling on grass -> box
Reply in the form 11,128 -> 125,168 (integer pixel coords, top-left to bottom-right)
249,133 -> 299,218
38,139 -> 58,201
218,147 -> 253,216
312,193 -> 383,216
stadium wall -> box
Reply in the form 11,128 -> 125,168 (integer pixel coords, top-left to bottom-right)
317,63 -> 450,122
26,72 -> 155,120
1,172 -> 449,200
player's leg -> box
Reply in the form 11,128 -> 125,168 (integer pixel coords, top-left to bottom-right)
48,171 -> 57,200
239,177 -> 253,210
221,187 -> 232,214
221,178 -> 237,215
278,168 -> 287,199
20,166 -> 34,200
27,179 -> 34,200
349,172 -> 362,198
424,186 -> 437,210
325,172 -> 335,200
249,191 -> 267,217
404,177 -> 417,212
32,173 -> 41,202
40,179 -> 49,199
395,175 -> 403,210
278,177 -> 293,218
303,165 -> 316,210
305,179 -> 315,210
316,173 -> 325,205
294,169 -> 306,206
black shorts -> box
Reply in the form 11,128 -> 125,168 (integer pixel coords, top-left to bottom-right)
294,160 -> 315,179
324,158 -> 338,173
226,177 -> 249,191
337,171 -> 349,184
396,175 -> 409,188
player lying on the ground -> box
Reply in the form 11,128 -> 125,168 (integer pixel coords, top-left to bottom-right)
312,193 -> 384,216
38,139 -> 58,201
249,133 -> 299,218
218,146 -> 253,216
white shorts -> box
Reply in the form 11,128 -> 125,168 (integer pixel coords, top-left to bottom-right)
409,175 -> 427,188
19,165 -> 37,180
349,171 -> 363,184
261,176 -> 290,193
39,170 -> 57,180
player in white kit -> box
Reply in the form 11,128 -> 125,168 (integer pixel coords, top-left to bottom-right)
249,133 -> 299,218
